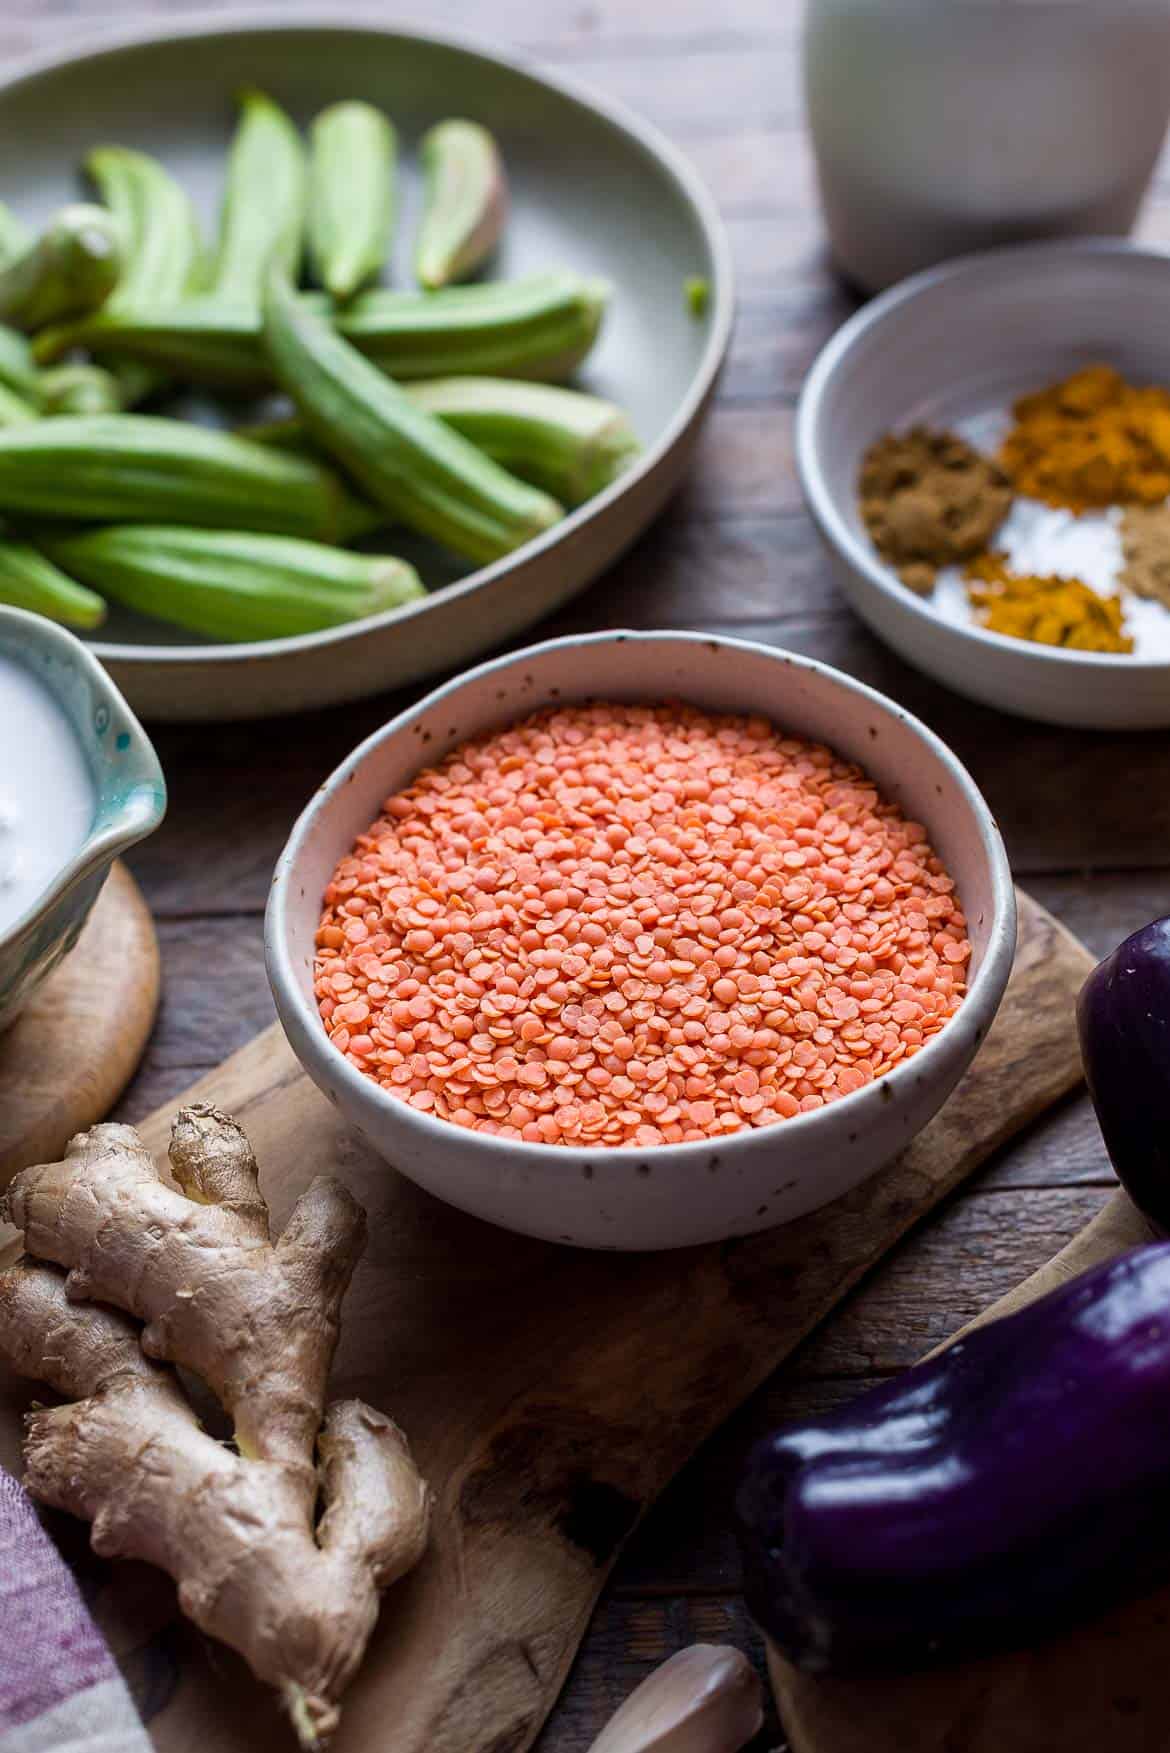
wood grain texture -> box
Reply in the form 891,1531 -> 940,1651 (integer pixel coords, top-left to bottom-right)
0,861 -> 158,1184
0,891 -> 1090,1752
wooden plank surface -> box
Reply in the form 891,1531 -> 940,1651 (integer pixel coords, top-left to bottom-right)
0,892 -> 1092,1753
4,2 -> 1169,1748
0,862 -> 159,1181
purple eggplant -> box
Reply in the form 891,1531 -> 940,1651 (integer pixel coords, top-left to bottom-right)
736,1244 -> 1170,1671
1078,916 -> 1170,1233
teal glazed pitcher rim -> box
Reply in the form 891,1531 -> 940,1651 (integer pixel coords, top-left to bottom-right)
0,604 -> 167,954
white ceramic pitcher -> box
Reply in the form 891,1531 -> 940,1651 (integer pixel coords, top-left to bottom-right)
805,0 -> 1170,291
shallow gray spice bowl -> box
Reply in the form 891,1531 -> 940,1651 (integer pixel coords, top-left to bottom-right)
0,17 -> 733,721
798,238 -> 1170,729
0,606 -> 165,1031
266,630 -> 1016,1251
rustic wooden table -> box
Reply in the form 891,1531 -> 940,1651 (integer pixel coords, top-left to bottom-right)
8,0 -> 1169,1745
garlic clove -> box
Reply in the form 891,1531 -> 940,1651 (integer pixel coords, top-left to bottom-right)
587,1644 -> 764,1753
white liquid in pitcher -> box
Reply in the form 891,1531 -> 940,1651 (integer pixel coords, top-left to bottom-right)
0,653 -> 95,935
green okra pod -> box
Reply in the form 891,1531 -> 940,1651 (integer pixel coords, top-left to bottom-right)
40,524 -> 424,643
35,272 -> 610,389
212,87 -> 306,301
0,538 -> 105,628
342,273 -> 608,381
0,381 -> 41,427
0,204 -> 123,332
308,101 -> 397,301
87,145 -> 203,306
404,377 -> 639,504
415,120 -> 508,291
32,296 -> 272,384
0,328 -> 42,407
0,205 -> 31,270
244,376 -> 641,506
39,363 -> 122,416
83,144 -> 206,407
0,414 -> 374,541
262,264 -> 562,564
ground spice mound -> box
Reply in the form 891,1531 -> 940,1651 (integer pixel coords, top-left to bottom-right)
316,704 -> 971,1149
1000,363 -> 1170,511
858,427 -> 1013,596
1120,502 -> 1170,610
965,551 -> 1133,653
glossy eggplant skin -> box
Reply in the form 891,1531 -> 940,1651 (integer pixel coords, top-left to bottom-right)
736,1244 -> 1170,1672
1078,917 -> 1170,1233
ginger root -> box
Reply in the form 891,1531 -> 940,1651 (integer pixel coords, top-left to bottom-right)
0,1103 -> 430,1747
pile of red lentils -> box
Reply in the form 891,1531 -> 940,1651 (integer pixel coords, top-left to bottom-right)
316,703 -> 970,1149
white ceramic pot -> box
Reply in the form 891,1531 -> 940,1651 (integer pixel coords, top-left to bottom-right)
266,631 -> 1016,1251
0,607 -> 165,1030
806,0 -> 1170,292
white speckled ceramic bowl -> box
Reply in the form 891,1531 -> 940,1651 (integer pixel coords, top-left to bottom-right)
0,607 -> 166,1029
266,631 -> 1016,1250
798,238 -> 1170,729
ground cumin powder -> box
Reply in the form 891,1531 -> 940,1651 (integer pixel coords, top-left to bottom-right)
858,428 -> 1012,595
1120,502 -> 1170,611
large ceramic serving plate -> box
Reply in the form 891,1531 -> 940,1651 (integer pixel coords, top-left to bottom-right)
0,18 -> 732,721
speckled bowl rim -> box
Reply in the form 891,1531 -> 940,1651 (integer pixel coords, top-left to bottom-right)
0,11 -> 735,672
797,235 -> 1170,674
0,605 -> 166,951
266,628 -> 1017,1165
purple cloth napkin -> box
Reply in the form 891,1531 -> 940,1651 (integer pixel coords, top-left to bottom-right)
0,1468 -> 151,1753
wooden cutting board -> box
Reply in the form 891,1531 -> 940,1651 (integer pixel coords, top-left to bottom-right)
0,860 -> 159,1183
771,1189 -> 1170,1753
0,889 -> 1094,1753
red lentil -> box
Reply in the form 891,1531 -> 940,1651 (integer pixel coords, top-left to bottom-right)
315,702 -> 970,1146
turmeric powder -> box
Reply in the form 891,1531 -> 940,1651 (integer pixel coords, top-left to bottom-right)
1000,364 -> 1170,511
965,551 -> 1133,653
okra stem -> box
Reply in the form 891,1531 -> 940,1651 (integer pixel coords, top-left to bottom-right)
212,87 -> 306,302
0,538 -> 105,628
308,101 -> 397,301
39,364 -> 122,417
0,205 -> 123,332
262,264 -> 562,565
